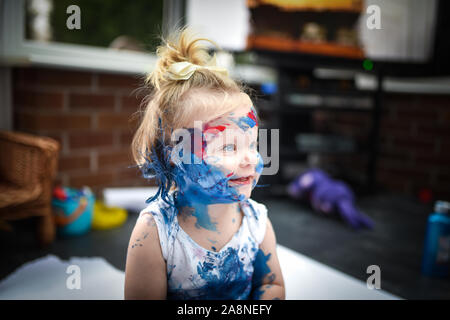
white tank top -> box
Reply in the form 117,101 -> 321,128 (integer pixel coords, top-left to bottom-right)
137,193 -> 268,300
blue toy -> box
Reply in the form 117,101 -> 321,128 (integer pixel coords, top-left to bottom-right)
422,200 -> 450,277
51,186 -> 95,237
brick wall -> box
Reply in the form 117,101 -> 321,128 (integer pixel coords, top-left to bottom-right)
316,93 -> 450,201
12,66 -> 155,198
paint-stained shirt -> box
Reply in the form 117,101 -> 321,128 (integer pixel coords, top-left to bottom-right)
137,193 -> 268,300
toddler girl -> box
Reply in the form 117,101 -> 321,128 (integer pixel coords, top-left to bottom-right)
124,27 -> 285,300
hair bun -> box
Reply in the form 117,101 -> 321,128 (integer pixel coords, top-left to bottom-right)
147,27 -> 221,90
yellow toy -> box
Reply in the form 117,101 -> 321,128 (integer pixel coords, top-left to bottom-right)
92,200 -> 128,230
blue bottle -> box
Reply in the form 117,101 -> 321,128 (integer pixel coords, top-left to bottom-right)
421,201 -> 450,277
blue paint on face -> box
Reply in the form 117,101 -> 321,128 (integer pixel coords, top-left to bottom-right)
230,115 -> 257,132
228,105 -> 258,132
171,128 -> 246,231
255,154 -> 264,175
251,248 -> 272,300
252,153 -> 269,191
134,115 -> 269,211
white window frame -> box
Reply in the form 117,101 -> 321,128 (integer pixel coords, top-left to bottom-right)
0,0 -> 158,75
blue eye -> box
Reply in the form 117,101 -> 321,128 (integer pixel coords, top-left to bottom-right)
223,144 -> 236,152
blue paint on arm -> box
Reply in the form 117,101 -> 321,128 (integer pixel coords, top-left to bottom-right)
251,248 -> 272,300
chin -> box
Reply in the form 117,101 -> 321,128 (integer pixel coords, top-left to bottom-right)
239,186 -> 253,200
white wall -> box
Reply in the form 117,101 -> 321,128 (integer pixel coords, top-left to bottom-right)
358,0 -> 438,62
186,0 -> 250,51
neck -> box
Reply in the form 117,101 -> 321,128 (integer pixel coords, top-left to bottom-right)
175,191 -> 242,232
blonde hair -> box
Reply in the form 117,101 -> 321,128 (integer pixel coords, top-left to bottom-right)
131,26 -> 251,169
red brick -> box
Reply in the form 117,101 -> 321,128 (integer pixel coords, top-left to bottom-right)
69,171 -> 115,188
119,131 -> 135,147
14,90 -> 64,110
379,149 -> 411,163
377,172 -> 409,194
414,153 -> 450,168
377,168 -> 430,185
380,118 -> 413,137
97,113 -> 139,130
121,95 -> 143,112
378,158 -> 412,172
396,109 -> 438,123
436,171 -> 450,183
391,136 -> 435,154
43,132 -> 64,149
385,93 -> 414,104
116,166 -> 145,182
98,150 -> 134,168
384,94 -> 414,111
14,67 -> 92,88
97,73 -> 142,89
16,113 -> 91,131
69,93 -> 115,110
68,131 -> 114,149
440,109 -> 450,123
418,95 -> 450,109
416,124 -> 450,140
59,154 -> 91,172
438,141 -> 450,157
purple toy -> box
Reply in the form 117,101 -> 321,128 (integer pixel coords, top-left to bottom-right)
287,168 -> 374,230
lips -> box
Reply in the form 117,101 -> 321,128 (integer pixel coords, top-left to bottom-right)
229,175 -> 253,185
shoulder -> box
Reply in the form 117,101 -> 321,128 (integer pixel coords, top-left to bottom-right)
244,198 -> 269,245
136,198 -> 176,260
246,198 -> 268,221
125,209 -> 168,299
129,209 -> 162,254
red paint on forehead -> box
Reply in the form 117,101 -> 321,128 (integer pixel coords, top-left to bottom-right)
203,124 -> 227,135
247,108 -> 258,126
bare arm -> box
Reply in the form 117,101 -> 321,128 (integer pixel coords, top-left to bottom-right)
124,213 -> 167,300
251,218 -> 285,300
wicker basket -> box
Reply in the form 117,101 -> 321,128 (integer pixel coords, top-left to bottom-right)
0,130 -> 60,246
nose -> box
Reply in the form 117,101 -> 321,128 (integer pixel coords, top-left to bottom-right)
240,148 -> 258,168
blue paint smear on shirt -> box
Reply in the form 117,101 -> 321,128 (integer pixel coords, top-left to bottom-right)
251,248 -> 272,299
167,264 -> 176,281
196,247 -> 253,299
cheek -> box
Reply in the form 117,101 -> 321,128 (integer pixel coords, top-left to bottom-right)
255,153 -> 264,175
204,154 -> 239,174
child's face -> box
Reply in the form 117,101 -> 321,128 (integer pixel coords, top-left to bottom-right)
172,93 -> 264,203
